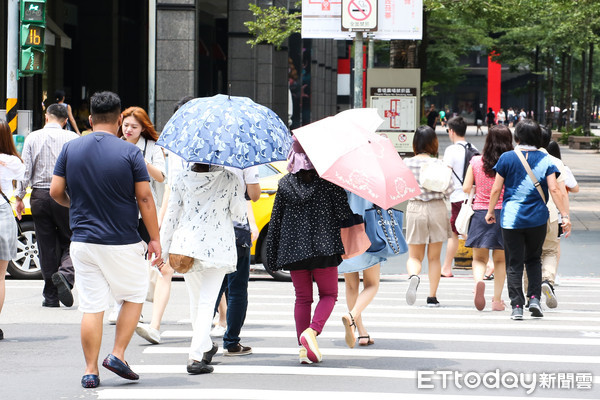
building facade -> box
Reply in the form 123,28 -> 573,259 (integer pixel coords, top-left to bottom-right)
1,0 -> 338,132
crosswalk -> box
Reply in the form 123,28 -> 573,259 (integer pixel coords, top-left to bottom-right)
95,275 -> 600,399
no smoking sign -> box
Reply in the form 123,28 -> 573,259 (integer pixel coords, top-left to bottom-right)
341,0 -> 378,31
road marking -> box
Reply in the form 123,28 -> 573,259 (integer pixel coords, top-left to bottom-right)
173,318 -> 600,332
160,329 -> 600,346
130,364 -> 417,378
236,309 -> 600,322
96,388 -> 599,400
143,346 -> 600,365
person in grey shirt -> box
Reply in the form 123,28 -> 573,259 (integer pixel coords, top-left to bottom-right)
15,104 -> 79,308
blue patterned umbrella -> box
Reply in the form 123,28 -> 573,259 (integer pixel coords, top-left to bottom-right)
157,94 -> 291,168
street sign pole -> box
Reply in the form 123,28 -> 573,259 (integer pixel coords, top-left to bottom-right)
6,0 -> 19,134
342,0 -> 377,109
353,31 -> 363,109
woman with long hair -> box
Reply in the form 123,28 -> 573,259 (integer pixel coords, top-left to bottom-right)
0,119 -> 26,340
116,107 -> 170,343
462,124 -> 513,311
403,126 -> 454,307
486,119 -> 571,320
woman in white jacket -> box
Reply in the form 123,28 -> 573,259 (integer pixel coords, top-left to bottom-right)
160,163 -> 246,374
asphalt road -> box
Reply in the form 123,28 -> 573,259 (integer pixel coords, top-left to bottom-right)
2,274 -> 599,399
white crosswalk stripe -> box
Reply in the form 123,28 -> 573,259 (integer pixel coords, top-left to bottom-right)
96,276 -> 600,399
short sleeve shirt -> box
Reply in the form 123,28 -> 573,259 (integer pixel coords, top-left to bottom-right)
493,149 -> 559,230
53,132 -> 150,245
225,166 -> 260,231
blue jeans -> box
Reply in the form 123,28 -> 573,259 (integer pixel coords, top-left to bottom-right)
215,245 -> 250,349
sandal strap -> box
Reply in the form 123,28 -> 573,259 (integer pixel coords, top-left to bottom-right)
348,312 -> 356,327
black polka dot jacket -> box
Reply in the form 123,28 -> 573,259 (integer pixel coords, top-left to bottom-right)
266,173 -> 353,271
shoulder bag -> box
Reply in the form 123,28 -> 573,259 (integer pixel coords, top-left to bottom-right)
364,206 -> 408,258
340,214 -> 371,260
455,186 -> 475,236
515,149 -> 546,202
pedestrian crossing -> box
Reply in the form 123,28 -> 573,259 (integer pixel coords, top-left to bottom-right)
95,276 -> 600,399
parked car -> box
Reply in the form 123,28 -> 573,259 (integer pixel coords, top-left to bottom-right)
251,161 -> 290,281
9,190 -> 41,279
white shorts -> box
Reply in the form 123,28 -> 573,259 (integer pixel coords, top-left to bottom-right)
70,241 -> 149,313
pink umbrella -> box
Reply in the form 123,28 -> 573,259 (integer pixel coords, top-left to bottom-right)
293,108 -> 421,209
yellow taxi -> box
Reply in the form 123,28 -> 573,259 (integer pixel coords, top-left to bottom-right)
251,161 -> 289,281
9,190 -> 41,279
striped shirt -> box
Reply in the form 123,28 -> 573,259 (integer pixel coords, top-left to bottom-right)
16,122 -> 79,199
404,156 -> 454,202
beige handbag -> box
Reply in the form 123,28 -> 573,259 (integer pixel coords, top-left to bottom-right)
169,253 -> 194,274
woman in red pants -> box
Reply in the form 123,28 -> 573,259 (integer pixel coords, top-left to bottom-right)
266,138 -> 352,364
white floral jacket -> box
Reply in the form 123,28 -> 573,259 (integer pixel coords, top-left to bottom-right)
160,166 -> 246,272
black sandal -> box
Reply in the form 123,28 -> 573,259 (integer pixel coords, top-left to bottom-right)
341,312 -> 356,349
484,273 -> 494,281
358,335 -> 374,346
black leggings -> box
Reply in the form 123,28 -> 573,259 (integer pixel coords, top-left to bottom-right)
502,224 -> 547,308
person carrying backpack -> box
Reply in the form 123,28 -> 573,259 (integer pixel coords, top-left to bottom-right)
441,116 -> 480,277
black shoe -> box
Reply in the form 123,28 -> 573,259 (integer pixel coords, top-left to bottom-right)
224,343 -> 252,356
52,272 -> 74,307
187,359 -> 214,374
528,296 -> 544,318
42,299 -> 60,308
202,342 -> 218,364
0,328 -> 4,340
426,297 -> 440,307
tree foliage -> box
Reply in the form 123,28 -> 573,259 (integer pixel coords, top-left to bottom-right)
244,3 -> 302,50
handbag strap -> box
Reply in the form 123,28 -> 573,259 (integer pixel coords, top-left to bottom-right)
515,148 -> 546,203
375,207 -> 401,255
465,185 -> 475,206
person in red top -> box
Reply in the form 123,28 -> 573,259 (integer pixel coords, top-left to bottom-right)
462,125 -> 513,311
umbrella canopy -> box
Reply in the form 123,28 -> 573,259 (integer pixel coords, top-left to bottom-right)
157,94 -> 292,169
293,108 -> 421,209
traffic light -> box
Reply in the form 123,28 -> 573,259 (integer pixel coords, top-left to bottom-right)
19,0 -> 46,75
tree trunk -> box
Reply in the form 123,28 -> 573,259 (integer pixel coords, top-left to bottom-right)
558,52 -> 566,130
578,50 -> 586,127
565,51 -> 572,131
534,46 -> 540,122
545,50 -> 554,129
585,43 -> 594,135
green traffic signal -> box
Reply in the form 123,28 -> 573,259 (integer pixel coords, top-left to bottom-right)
20,0 -> 46,24
19,0 -> 46,75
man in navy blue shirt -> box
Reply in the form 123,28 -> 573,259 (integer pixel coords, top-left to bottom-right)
51,91 -> 162,388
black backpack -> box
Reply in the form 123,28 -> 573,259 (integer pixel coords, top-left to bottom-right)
452,142 -> 480,184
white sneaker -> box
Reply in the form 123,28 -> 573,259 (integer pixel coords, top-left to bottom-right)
210,325 -> 226,337
135,323 -> 161,344
107,310 -> 119,325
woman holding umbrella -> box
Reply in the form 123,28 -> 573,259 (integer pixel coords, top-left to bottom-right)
266,139 -> 353,364
160,162 -> 246,373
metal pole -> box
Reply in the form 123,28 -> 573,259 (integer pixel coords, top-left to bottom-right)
148,0 -> 156,124
368,35 -> 374,69
6,0 -> 19,134
353,32 -> 363,109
